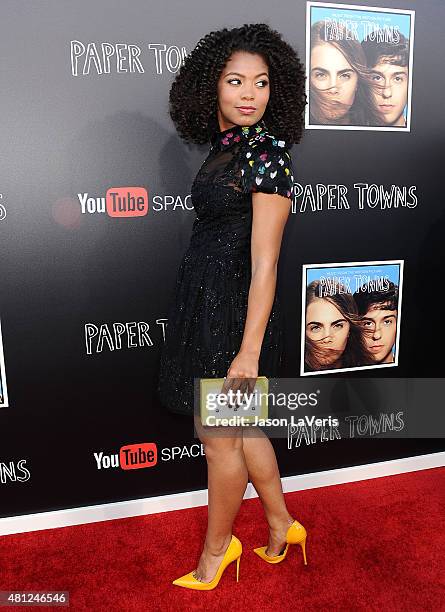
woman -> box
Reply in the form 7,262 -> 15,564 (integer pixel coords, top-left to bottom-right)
304,279 -> 375,372
309,20 -> 385,126
157,24 -> 307,589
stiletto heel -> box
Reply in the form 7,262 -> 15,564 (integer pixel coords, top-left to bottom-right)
300,534 -> 307,565
172,534 -> 242,590
253,520 -> 308,566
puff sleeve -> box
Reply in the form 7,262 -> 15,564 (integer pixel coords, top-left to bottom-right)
241,139 -> 294,199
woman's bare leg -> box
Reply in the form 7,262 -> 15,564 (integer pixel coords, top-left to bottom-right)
242,426 -> 295,555
192,415 -> 248,582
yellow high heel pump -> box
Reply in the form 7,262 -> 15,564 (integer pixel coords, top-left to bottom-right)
172,534 -> 242,590
253,520 -> 308,566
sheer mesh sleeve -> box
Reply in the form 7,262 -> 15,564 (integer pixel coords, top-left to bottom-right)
241,140 -> 294,199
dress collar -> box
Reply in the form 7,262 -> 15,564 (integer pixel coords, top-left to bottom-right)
210,118 -> 267,150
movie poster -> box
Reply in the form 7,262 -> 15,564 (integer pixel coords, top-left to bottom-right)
305,2 -> 415,131
0,318 -> 8,407
301,260 -> 403,375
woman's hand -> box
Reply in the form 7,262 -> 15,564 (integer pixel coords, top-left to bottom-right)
220,349 -> 259,407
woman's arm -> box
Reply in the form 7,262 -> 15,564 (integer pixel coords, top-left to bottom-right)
223,191 -> 291,398
240,191 -> 291,356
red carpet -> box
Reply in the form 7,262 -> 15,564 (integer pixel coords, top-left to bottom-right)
0,467 -> 444,611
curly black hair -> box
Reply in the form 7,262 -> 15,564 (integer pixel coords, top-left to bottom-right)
169,23 -> 307,146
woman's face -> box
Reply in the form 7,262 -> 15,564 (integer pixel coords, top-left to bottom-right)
216,50 -> 270,131
310,43 -> 358,119
306,298 -> 350,365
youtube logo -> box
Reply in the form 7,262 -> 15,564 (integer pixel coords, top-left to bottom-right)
119,443 -> 157,470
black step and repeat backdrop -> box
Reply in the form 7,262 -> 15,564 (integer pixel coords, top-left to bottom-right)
1,0 -> 444,519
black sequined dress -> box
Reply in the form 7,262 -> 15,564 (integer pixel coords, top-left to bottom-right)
157,118 -> 294,415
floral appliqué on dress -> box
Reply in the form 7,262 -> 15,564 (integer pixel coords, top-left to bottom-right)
213,119 -> 294,198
